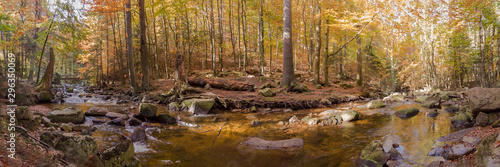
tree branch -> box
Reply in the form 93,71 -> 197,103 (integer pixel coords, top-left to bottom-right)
329,11 -> 379,58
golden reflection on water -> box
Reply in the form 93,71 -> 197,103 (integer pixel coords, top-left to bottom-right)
44,101 -> 455,167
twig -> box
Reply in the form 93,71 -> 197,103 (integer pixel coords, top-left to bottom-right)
15,126 -> 69,166
211,123 -> 226,147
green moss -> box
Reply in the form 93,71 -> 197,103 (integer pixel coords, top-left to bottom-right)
395,107 -> 419,119
367,101 -> 386,109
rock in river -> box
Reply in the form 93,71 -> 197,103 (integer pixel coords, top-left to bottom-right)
451,112 -> 473,129
468,87 -> 500,117
444,144 -> 475,160
367,100 -> 386,109
475,134 -> 500,166
356,140 -> 390,167
85,107 -> 108,116
181,98 -> 215,115
54,133 -> 98,165
139,103 -> 158,119
48,107 -> 85,124
243,137 -> 304,150
394,107 -> 419,119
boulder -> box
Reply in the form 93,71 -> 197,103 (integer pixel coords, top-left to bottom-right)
16,106 -> 32,120
127,118 -> 143,126
476,112 -> 489,127
475,134 -> 500,166
48,107 -> 85,124
258,88 -> 276,97
154,114 -> 176,124
387,147 -> 403,160
168,102 -> 181,111
367,100 -> 386,109
100,139 -> 137,167
468,87 -> 500,117
383,93 -> 405,102
91,117 -> 109,125
422,101 -> 441,109
242,137 -> 304,150
181,99 -> 215,115
394,107 -> 419,119
60,123 -> 74,132
301,116 -> 320,125
427,110 -> 439,117
85,107 -> 108,116
451,112 -> 473,129
440,91 -> 457,101
54,133 -> 98,165
72,124 -> 96,132
105,112 -> 129,120
445,105 -> 459,113
139,103 -> 158,119
38,90 -> 54,103
108,118 -> 126,126
289,115 -> 300,124
320,98 -> 332,106
415,95 -> 429,103
428,146 -> 445,157
340,110 -> 360,122
356,140 -> 390,167
444,144 -> 475,160
130,127 -> 147,142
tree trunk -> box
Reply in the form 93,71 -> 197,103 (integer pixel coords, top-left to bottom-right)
258,0 -> 264,74
217,0 -> 224,72
324,18 -> 329,86
314,4 -> 321,85
242,0 -> 248,72
126,0 -> 139,92
37,48 -> 55,92
356,36 -> 363,87
229,0 -> 236,71
139,0 -> 151,90
188,77 -> 255,91
281,0 -> 296,87
161,2 -> 170,79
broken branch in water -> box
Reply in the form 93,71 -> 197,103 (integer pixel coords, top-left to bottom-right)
211,123 -> 226,147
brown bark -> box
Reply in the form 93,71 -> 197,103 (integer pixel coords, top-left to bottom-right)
139,0 -> 151,90
37,48 -> 55,92
126,0 -> 139,92
281,0 -> 297,87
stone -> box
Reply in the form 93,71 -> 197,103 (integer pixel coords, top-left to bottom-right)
387,147 -> 403,160
462,136 -> 482,145
41,116 -> 57,127
168,102 -> 181,111
422,101 -> 441,109
54,133 -> 98,165
356,140 -> 391,167
40,131 -> 56,147
492,119 -> 500,128
444,144 -> 475,160
251,120 -> 262,125
243,137 -> 304,150
60,123 -> 74,132
204,83 -> 212,90
72,124 -> 96,132
181,99 -> 215,115
105,112 -> 129,120
394,107 -> 419,119
367,100 -> 386,109
302,116 -> 320,125
101,139 -> 137,167
475,134 -> 500,166
315,84 -> 322,89
284,109 -> 293,113
383,93 -> 405,102
155,114 -> 176,124
48,107 -> 85,124
468,87 -> 500,117
258,88 -> 276,97
38,90 -> 54,103
488,113 -> 499,125
108,118 -> 126,126
130,127 -> 147,142
445,105 -> 459,113
451,112 -> 473,129
289,115 -> 300,124
91,117 -> 109,125
139,103 -> 158,119
16,106 -> 32,120
428,146 -> 445,157
276,121 -> 285,126
85,107 -> 108,116
427,161 -> 443,167
339,110 -> 360,122
128,117 -> 143,126
427,110 -> 439,117
415,95 -> 429,103
440,91 -> 457,101
476,112 -> 489,127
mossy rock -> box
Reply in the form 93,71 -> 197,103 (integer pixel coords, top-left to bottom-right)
422,101 -> 441,109
301,116 -> 320,125
451,112 -> 473,129
440,91 -> 457,101
415,95 -> 429,103
181,99 -> 215,115
54,133 -> 98,165
258,88 -> 276,97
356,140 -> 390,167
340,110 -> 360,122
475,134 -> 500,166
367,100 -> 386,109
394,107 -> 419,119
340,83 -> 354,89
38,90 -> 54,103
315,84 -> 322,89
445,105 -> 459,113
48,107 -> 85,124
168,102 -> 181,111
154,114 -> 176,124
101,139 -> 137,167
139,103 -> 158,119
15,106 -> 32,120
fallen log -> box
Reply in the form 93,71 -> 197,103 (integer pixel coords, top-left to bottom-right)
188,77 -> 255,91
